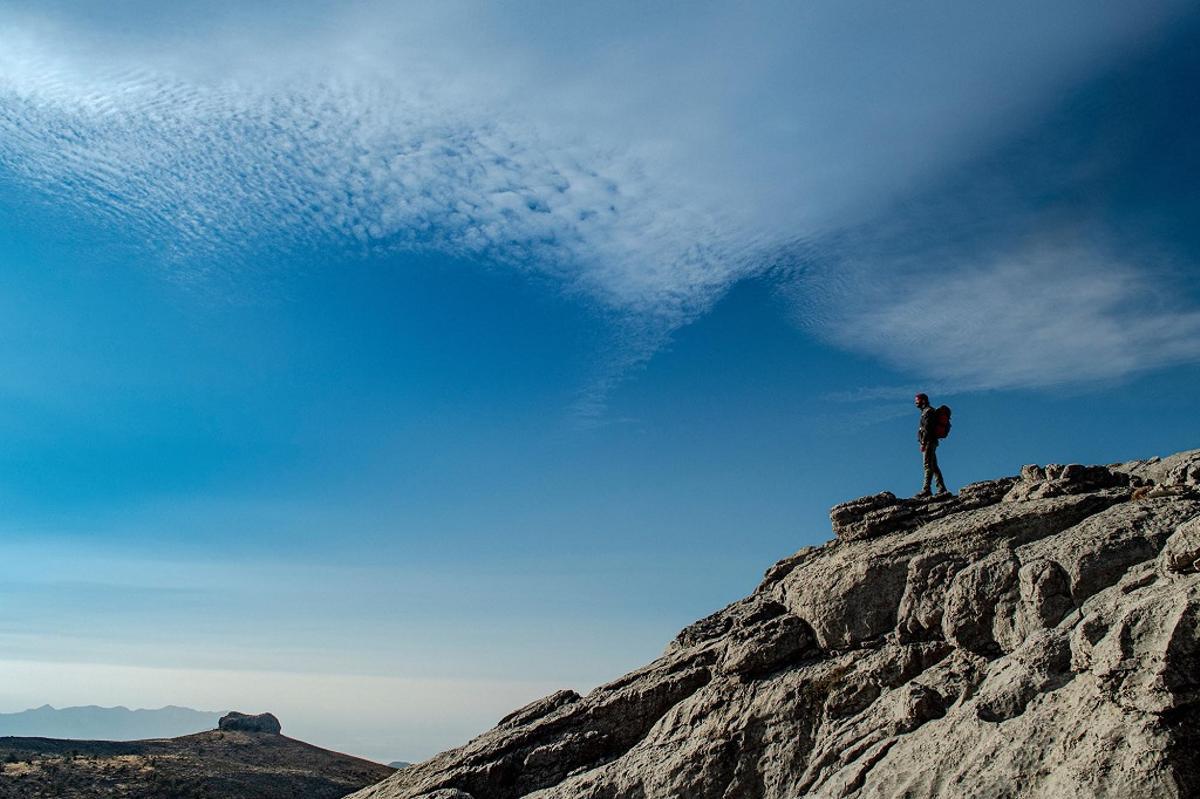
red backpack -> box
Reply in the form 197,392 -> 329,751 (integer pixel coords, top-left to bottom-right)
933,405 -> 952,439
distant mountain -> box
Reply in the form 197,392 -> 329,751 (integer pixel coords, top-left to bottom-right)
0,705 -> 225,741
388,761 -> 412,769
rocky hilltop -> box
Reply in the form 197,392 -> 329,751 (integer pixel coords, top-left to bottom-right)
349,449 -> 1200,799
0,711 -> 393,799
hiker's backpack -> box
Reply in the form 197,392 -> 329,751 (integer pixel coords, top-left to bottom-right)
933,405 -> 952,439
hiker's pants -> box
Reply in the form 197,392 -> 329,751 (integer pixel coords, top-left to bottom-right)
923,442 -> 945,491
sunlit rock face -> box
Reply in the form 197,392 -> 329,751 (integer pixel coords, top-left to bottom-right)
349,450 -> 1200,799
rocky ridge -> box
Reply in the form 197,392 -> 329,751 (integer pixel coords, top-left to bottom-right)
349,449 -> 1200,799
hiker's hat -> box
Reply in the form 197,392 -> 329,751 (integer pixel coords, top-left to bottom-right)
914,392 -> 929,403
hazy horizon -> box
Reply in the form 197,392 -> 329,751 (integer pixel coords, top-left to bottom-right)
2,0 -> 1199,764
0,703 -> 225,743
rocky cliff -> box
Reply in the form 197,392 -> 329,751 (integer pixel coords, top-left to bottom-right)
349,450 -> 1200,799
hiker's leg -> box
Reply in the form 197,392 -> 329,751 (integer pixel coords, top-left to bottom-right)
922,447 -> 934,492
930,448 -> 946,492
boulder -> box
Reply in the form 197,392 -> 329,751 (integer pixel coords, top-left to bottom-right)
1011,558 -> 1073,639
896,553 -> 966,643
829,491 -> 909,541
498,690 -> 580,728
218,711 -> 282,734
975,629 -> 1071,722
941,549 -> 1019,655
720,613 -> 816,678
1160,516 -> 1200,575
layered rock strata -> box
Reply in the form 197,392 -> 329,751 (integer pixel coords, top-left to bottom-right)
350,449 -> 1200,799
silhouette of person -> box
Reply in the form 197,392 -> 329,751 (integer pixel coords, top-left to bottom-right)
914,393 -> 948,498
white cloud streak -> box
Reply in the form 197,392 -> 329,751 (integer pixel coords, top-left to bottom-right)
1,1 -> 1195,403
818,244 -> 1200,391
0,16 -> 759,318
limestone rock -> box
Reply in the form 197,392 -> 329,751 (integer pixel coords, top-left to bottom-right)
1003,462 -> 1139,502
217,711 -> 282,734
1116,448 -> 1200,488
941,549 -> 1019,655
720,612 -> 816,678
974,628 -> 1071,722
828,477 -> 1019,543
498,690 -> 581,729
829,491 -> 909,541
1020,498 -> 1200,600
1161,516 -> 1200,575
348,450 -> 1200,799
896,553 -> 965,642
1011,558 -> 1073,642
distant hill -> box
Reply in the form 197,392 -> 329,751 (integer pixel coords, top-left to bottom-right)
0,705 -> 224,741
388,761 -> 412,769
0,728 -> 394,798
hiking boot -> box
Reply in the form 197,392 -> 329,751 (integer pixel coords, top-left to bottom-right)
934,487 -> 953,498
913,488 -> 932,499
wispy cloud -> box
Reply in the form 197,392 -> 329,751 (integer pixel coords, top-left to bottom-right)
0,15 -> 758,316
818,245 -> 1200,390
1,2 -> 1195,406
781,10 -> 1200,395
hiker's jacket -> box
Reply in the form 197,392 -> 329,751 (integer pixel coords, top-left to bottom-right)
918,405 -> 938,448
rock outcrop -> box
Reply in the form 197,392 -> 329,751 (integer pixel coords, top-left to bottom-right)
218,711 -> 282,734
348,450 -> 1200,799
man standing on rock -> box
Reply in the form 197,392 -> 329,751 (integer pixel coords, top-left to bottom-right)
915,393 -> 949,498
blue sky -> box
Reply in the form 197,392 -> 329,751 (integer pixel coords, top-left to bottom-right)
2,0 -> 1200,762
